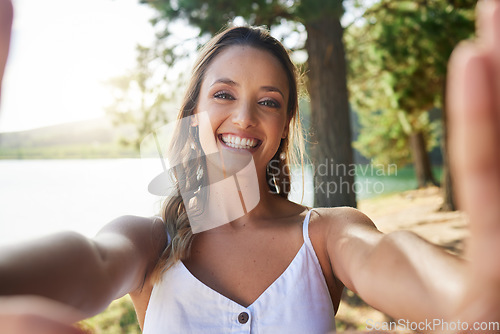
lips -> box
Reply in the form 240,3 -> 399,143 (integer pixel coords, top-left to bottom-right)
219,134 -> 260,150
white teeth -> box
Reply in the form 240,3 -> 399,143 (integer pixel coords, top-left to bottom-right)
221,134 -> 258,149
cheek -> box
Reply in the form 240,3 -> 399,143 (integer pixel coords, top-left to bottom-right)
264,120 -> 287,156
197,112 -> 219,155
197,100 -> 225,129
272,116 -> 289,140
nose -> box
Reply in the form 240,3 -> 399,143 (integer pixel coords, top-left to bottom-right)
232,101 -> 257,129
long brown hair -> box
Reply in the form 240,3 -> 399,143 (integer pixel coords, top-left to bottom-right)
151,25 -> 305,282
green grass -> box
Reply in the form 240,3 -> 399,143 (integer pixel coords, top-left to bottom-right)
355,165 -> 443,199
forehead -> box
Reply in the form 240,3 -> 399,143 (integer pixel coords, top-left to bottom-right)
203,45 -> 289,93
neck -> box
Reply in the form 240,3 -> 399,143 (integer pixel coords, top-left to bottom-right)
196,157 -> 290,230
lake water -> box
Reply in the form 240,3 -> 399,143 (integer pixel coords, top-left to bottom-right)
0,159 -> 163,245
0,159 -> 431,245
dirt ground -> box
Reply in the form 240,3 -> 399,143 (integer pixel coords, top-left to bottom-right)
335,186 -> 469,331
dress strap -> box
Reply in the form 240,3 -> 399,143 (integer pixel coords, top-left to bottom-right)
302,209 -> 314,246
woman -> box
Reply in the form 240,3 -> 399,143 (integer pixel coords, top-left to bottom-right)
1,1 -> 500,332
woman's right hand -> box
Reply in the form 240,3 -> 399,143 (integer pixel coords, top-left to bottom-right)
0,295 -> 86,334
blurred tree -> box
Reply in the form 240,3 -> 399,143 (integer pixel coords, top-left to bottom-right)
346,0 -> 475,207
140,0 -> 356,208
106,45 -> 171,150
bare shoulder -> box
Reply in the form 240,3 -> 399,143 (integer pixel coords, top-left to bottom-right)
93,215 -> 168,290
309,207 -> 378,236
309,208 -> 386,291
96,215 -> 166,248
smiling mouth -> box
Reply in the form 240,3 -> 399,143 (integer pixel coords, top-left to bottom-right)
219,134 -> 260,150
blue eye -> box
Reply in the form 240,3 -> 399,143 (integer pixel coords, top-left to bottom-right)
214,91 -> 235,100
259,99 -> 280,108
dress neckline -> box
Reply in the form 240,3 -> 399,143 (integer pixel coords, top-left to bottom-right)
178,210 -> 313,308
179,242 -> 306,309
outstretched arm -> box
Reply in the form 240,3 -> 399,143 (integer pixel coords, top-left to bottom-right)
0,215 -> 166,318
317,207 -> 466,322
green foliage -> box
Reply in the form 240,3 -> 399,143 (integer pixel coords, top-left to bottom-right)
346,0 -> 475,166
78,296 -> 141,334
353,109 -> 410,166
353,109 -> 439,166
137,0 -> 347,70
106,45 -> 172,151
142,0 -> 344,35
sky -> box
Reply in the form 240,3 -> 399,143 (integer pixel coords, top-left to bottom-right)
0,0 -> 158,132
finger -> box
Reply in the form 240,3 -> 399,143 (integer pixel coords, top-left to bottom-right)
477,0 -> 500,129
448,43 -> 500,220
447,43 -> 500,278
477,0 -> 500,56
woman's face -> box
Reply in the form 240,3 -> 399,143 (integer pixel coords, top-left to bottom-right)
195,45 -> 290,176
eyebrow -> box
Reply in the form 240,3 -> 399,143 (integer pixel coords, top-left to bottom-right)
210,78 -> 239,87
261,86 -> 285,99
211,78 -> 285,99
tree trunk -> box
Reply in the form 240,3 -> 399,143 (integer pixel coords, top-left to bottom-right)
409,131 -> 438,188
440,79 -> 456,211
305,17 -> 356,208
